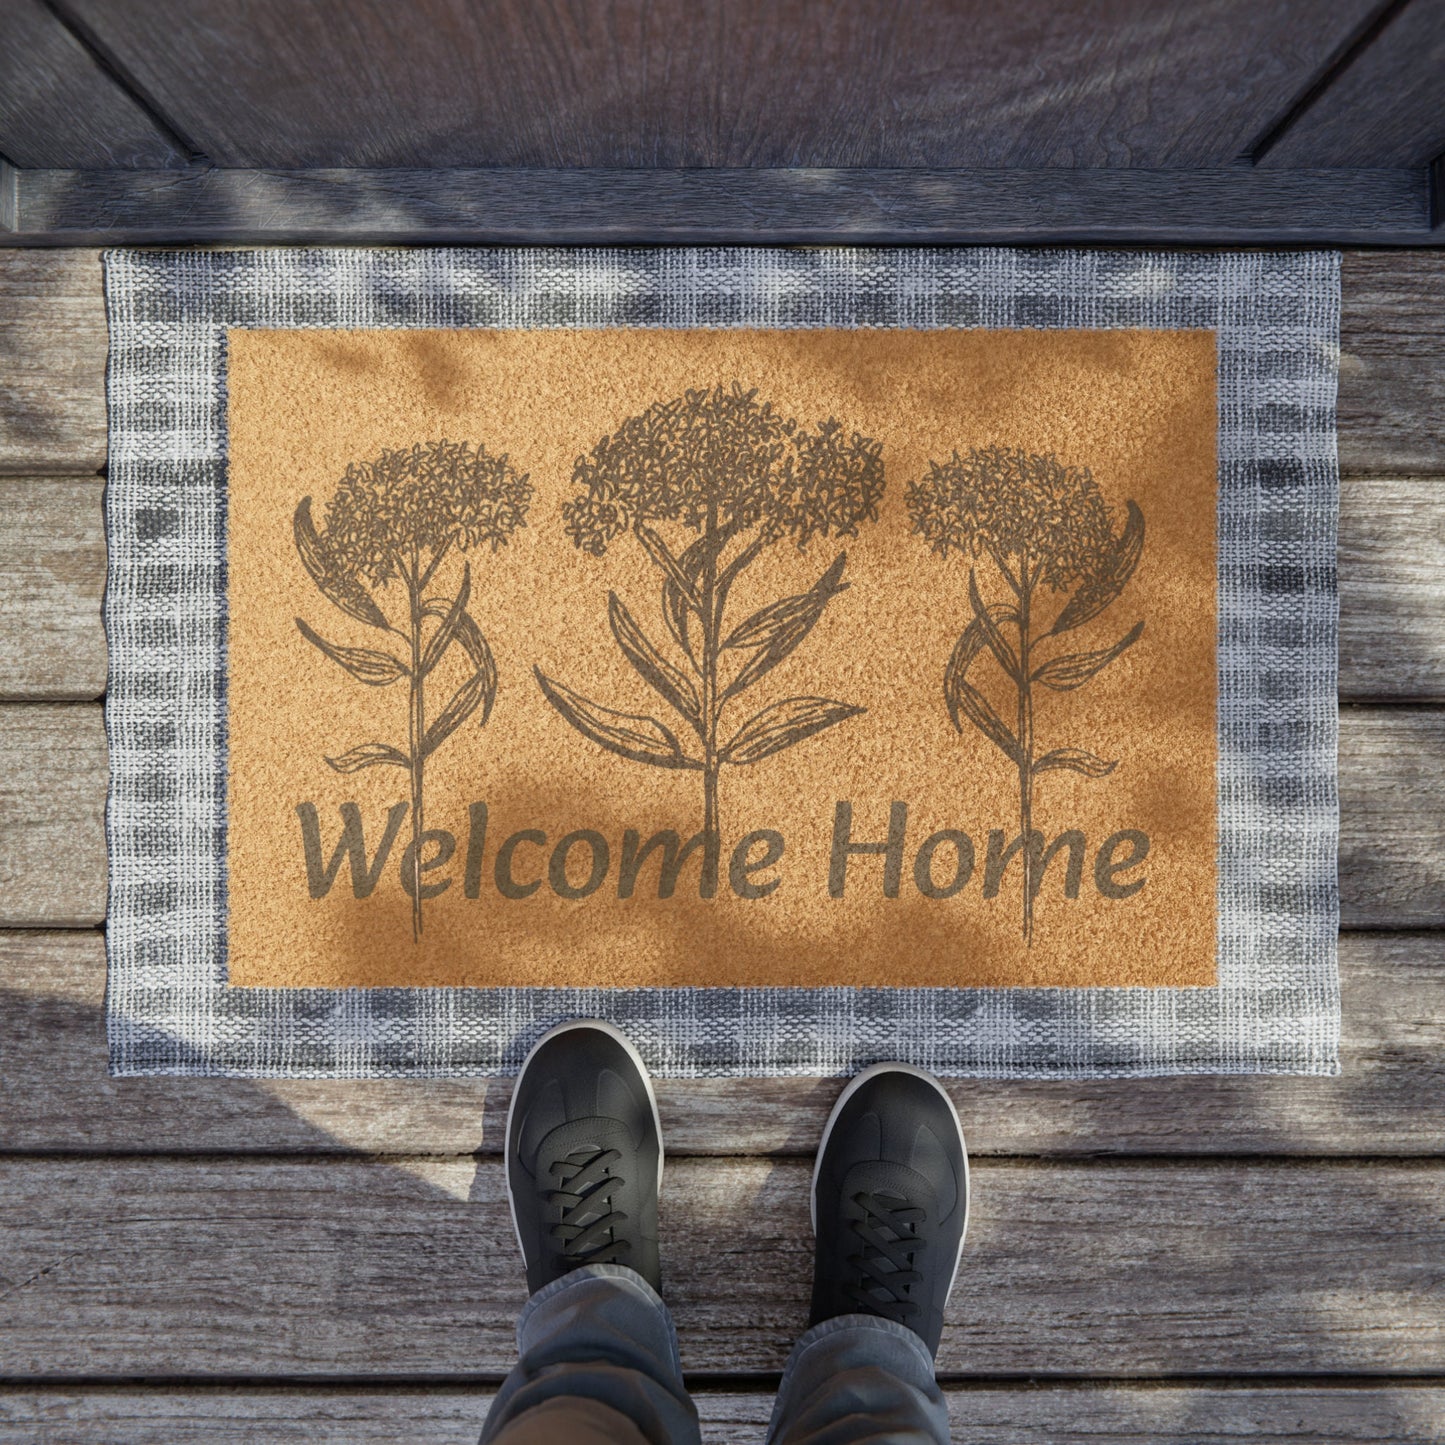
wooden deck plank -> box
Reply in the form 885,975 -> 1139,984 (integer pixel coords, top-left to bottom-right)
0,478 -> 106,700
4,1382 -> 1441,1444
1257,0 -> 1445,169
0,705 -> 106,928
3,702 -> 1439,930
1338,706 -> 1445,929
1338,251 -> 1445,476
0,1156 -> 1439,1379
0,0 -> 188,170
5,473 -> 1439,703
0,252 -> 106,476
2,928 -> 1440,1157
1339,476 -> 1445,699
1,250 -> 1442,475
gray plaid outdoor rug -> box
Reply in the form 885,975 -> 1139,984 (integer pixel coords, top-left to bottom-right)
103,247 -> 1340,1078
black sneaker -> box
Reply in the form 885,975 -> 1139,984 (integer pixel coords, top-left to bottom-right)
809,1063 -> 968,1357
505,1020 -> 663,1295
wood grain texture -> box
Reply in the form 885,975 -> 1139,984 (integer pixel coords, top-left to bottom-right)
0,1155 -> 1439,1378
0,0 -> 185,169
2,251 -> 1442,476
6,473 -> 1441,704
3,703 -> 1436,930
1260,0 -> 1445,168
3,1382 -> 1442,1444
1339,251 -> 1445,475
0,250 -> 105,475
2,929 -> 1440,1157
0,477 -> 105,700
50,0 -> 1381,170
1339,707 -> 1445,928
1340,477 -> 1445,699
7,165 -> 1432,246
0,705 -> 106,927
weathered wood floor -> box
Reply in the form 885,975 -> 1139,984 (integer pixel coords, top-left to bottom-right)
0,250 -> 1442,1443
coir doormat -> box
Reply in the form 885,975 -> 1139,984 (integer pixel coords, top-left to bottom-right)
103,248 -> 1339,1077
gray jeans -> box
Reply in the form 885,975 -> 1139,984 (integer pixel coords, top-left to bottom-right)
481,1264 -> 950,1445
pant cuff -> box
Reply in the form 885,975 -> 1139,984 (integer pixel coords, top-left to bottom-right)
781,1311 -> 937,1380
516,1263 -> 677,1360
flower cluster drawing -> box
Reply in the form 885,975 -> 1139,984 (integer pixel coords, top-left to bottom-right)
293,440 -> 532,940
906,446 -> 1145,943
538,383 -> 884,892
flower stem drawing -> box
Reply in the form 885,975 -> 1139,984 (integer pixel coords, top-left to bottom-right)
907,446 -> 1145,944
537,383 -> 885,890
294,440 -> 532,940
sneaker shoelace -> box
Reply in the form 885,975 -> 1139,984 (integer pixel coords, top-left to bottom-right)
845,1189 -> 926,1323
545,1146 -> 631,1274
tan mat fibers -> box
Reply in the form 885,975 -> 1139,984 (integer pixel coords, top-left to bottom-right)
225,327 -> 1216,989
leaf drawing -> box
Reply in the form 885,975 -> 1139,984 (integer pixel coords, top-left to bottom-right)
908,445 -> 1145,944
721,696 -> 866,766
541,384 -> 884,890
294,439 -> 532,940
533,670 -> 703,771
325,742 -> 412,773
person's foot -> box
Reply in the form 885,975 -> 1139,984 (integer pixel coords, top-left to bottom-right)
505,1020 -> 663,1295
809,1063 -> 968,1357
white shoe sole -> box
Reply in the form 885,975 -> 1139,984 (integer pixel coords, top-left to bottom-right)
504,1019 -> 664,1264
811,1062 -> 970,1295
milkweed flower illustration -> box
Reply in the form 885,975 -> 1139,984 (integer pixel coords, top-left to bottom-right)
907,446 -> 1145,944
538,383 -> 885,893
294,440 -> 532,940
